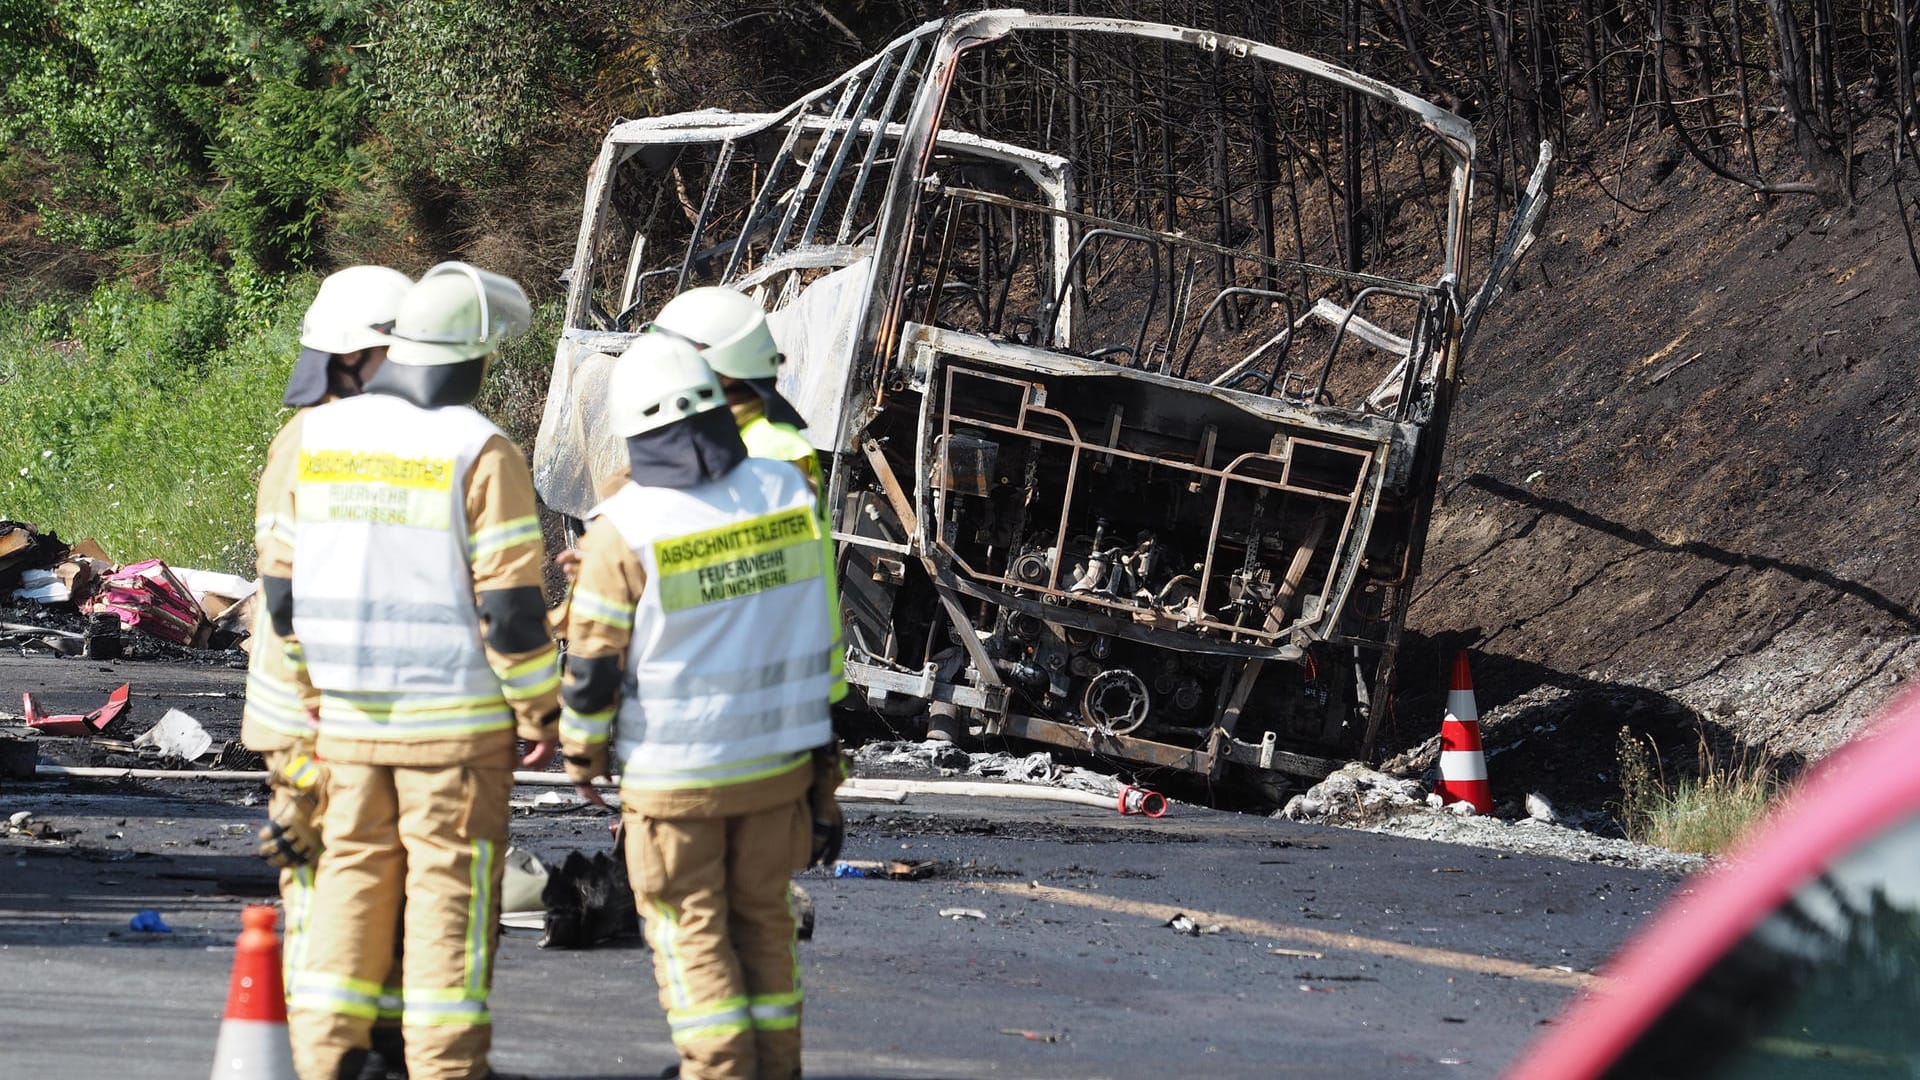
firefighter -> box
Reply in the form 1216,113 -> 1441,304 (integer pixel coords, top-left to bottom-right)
559,334 -> 841,1080
646,287 -> 847,704
245,264 -> 413,1077
646,288 -> 851,895
648,287 -> 814,486
262,262 -> 561,1080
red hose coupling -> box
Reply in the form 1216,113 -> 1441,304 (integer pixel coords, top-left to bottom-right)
1117,785 -> 1167,817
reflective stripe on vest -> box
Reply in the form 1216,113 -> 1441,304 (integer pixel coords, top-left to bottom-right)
244,604 -> 316,742
592,457 -> 833,789
316,690 -> 512,740
738,416 -> 847,704
292,396 -> 506,738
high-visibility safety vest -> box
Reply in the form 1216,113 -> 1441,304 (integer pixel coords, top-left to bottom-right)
290,394 -> 512,740
738,416 -> 847,704
593,457 -> 833,792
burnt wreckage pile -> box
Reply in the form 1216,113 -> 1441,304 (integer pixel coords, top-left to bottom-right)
536,12 -> 1551,791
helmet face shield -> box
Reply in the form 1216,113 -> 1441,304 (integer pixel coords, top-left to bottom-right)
386,262 -> 532,367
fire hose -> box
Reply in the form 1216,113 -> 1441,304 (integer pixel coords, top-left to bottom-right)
33,766 -> 1168,816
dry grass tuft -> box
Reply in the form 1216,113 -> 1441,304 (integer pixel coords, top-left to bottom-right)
1615,726 -> 1781,854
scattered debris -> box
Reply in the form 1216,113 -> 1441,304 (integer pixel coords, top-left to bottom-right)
855,741 -> 1125,799
0,521 -> 66,594
831,859 -> 939,881
1279,760 -> 1706,872
85,559 -> 206,646
999,1029 -> 1062,1043
1525,793 -> 1559,824
1267,947 -> 1325,960
1279,763 -> 1430,825
209,740 -> 263,772
1164,913 -> 1226,936
83,612 -> 121,660
500,846 -> 550,929
938,908 -> 987,920
131,708 -> 212,762
22,683 -> 132,737
128,909 -> 172,933
4,809 -> 63,840
3,526 -> 251,655
1,620 -> 84,656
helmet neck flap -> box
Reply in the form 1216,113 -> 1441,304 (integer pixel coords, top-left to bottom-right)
364,355 -> 489,409
624,407 -> 748,489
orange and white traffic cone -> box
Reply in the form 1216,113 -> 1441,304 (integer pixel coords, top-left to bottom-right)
209,904 -> 298,1079
1434,651 -> 1493,815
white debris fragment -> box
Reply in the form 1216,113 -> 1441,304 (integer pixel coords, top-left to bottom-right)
938,908 -> 987,920
1525,793 -> 1558,823
1448,800 -> 1478,817
1275,763 -> 1427,824
8,811 -> 32,828
132,708 -> 212,761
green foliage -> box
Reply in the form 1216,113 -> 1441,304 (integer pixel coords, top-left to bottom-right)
0,269 -> 310,572
369,0 -> 592,185
214,79 -> 370,266
1615,727 -> 1781,854
1,0 -> 372,267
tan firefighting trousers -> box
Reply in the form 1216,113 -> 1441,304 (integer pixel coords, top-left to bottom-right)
625,794 -> 812,1080
288,762 -> 510,1080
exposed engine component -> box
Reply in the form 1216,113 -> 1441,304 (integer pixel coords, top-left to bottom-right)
1081,668 -> 1150,736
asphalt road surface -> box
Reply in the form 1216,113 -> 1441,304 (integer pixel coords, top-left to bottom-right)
0,654 -> 1685,1078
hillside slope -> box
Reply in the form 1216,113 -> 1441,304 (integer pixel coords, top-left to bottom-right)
1396,131 -> 1920,797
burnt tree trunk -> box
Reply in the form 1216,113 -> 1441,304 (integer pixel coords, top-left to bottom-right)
1767,0 -> 1847,200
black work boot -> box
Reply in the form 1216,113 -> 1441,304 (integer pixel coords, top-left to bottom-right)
357,1027 -> 407,1079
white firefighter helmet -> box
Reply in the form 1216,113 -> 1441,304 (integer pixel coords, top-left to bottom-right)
299,265 -> 412,356
609,332 -> 728,438
386,262 -> 532,367
650,287 -> 780,380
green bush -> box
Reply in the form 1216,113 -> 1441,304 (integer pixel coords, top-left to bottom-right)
2,0 -> 375,268
0,266 -> 312,573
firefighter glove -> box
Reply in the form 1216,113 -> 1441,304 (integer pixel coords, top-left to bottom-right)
258,800 -> 322,869
257,752 -> 324,869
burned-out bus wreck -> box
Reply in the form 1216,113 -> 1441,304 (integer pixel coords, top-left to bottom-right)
535,11 -> 1551,793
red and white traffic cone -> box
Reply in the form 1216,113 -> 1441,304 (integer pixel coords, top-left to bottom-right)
209,905 -> 298,1079
1434,651 -> 1493,814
